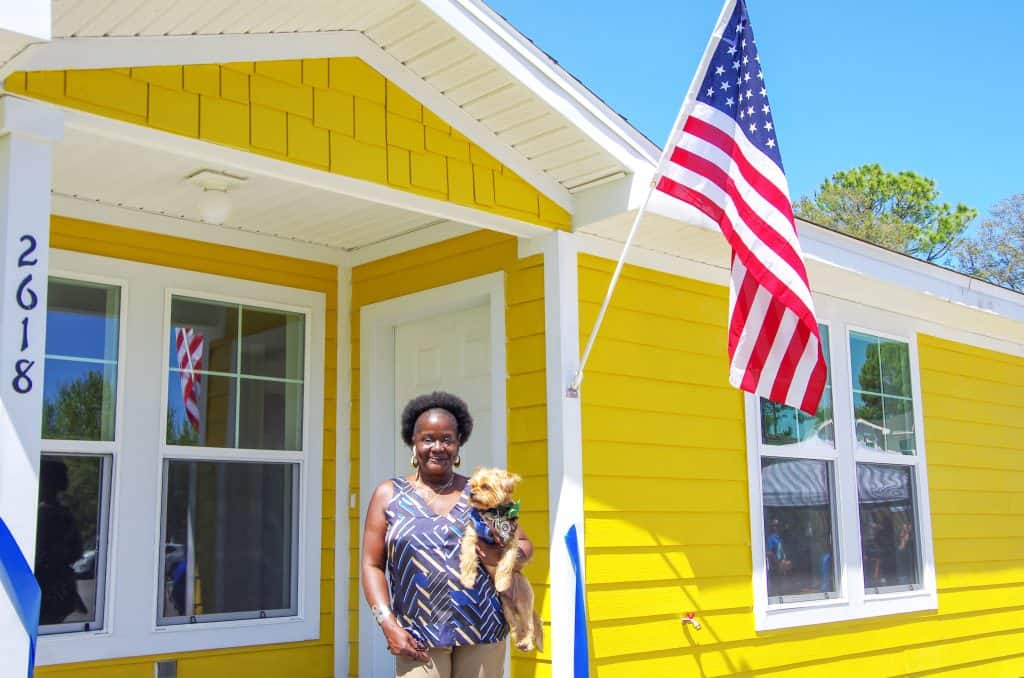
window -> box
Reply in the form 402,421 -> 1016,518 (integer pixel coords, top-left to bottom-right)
37,278 -> 120,635
38,252 -> 324,666
159,297 -> 304,626
747,311 -> 936,629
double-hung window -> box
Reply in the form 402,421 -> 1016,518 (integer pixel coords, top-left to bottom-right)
38,250 -> 324,665
746,305 -> 937,629
37,277 -> 122,635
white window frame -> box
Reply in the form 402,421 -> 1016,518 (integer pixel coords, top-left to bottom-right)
38,249 -> 324,665
37,271 -> 127,637
745,295 -> 937,630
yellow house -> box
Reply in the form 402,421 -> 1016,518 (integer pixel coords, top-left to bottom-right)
0,1 -> 1021,677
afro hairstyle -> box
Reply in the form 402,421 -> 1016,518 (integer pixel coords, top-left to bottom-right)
400,391 -> 474,446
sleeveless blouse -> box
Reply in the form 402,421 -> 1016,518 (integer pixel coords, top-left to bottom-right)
385,476 -> 508,647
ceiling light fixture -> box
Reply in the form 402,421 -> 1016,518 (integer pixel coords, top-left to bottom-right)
185,169 -> 247,225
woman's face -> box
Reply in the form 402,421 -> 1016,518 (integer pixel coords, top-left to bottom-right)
412,409 -> 460,477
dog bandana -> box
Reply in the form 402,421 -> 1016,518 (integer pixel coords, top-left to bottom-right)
479,500 -> 521,546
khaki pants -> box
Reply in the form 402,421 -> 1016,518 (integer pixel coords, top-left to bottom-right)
395,639 -> 506,678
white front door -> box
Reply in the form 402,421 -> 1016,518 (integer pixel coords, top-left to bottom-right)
393,303 -> 495,475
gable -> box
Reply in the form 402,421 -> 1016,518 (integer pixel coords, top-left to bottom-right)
5,57 -> 571,230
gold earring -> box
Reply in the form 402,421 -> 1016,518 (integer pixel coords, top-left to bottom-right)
453,454 -> 461,468
410,453 -> 418,468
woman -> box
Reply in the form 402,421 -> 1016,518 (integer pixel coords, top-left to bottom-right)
362,391 -> 534,678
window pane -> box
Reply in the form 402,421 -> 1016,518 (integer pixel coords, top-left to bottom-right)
851,332 -> 916,455
166,374 -> 237,447
43,279 -> 120,442
239,379 -> 303,450
159,461 -> 296,623
36,455 -> 108,633
761,458 -> 839,602
761,325 -> 834,449
45,279 -> 120,361
42,360 -> 117,441
858,464 -> 920,591
168,298 -> 238,374
241,308 -> 305,380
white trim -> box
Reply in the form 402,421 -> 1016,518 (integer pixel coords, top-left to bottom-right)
3,30 -> 576,211
358,272 -> 507,678
51,193 -> 347,265
37,249 -> 324,665
333,262 -> 352,678
348,222 -> 477,266
572,231 -> 1024,358
420,0 -> 658,174
745,298 -> 938,631
61,106 -> 551,240
539,231 -> 584,678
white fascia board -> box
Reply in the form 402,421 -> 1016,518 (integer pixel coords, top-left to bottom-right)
61,106 -> 550,240
798,219 -> 1024,325
0,0 -> 50,41
419,0 -> 660,175
0,30 -> 575,213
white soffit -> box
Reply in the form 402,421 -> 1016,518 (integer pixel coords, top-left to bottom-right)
578,214 -> 1024,350
7,0 -> 656,202
53,124 -> 453,251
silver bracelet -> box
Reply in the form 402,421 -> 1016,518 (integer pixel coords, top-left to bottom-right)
371,603 -> 392,625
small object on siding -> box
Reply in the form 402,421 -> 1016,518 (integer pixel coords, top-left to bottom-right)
155,659 -> 177,678
681,611 -> 702,631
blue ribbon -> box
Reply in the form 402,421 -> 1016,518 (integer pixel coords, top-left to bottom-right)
564,524 -> 589,678
0,516 -> 40,678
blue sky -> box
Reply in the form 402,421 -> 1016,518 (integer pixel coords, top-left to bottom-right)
487,0 -> 1021,219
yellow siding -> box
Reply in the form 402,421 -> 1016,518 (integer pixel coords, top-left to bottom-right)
5,61 -> 571,231
578,254 -> 1024,677
349,231 -> 551,677
42,216 -> 337,678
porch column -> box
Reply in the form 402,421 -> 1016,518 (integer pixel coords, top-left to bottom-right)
0,95 -> 63,670
541,230 -> 587,677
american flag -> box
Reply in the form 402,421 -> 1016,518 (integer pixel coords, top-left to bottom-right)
654,0 -> 826,414
174,327 -> 204,432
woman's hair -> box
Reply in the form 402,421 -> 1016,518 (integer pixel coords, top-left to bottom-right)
400,391 -> 473,446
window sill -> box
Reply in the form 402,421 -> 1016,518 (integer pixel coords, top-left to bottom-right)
757,589 -> 937,631
37,614 -> 320,666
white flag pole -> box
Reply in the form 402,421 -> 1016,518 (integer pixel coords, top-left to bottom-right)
569,0 -> 738,395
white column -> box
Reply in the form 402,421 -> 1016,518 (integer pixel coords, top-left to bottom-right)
0,95 -> 63,668
541,231 -> 586,678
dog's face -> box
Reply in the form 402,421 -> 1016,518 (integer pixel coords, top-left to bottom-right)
467,467 -> 521,509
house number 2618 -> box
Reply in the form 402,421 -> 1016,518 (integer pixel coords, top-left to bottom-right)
12,234 -> 37,394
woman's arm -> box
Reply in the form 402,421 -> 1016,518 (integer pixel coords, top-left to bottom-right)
361,480 -> 429,662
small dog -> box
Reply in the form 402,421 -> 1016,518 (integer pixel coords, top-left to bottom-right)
460,467 -> 543,652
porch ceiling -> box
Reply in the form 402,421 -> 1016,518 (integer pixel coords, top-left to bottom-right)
54,123 -> 448,251
11,0 -> 656,201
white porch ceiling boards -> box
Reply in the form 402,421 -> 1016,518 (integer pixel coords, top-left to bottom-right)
53,124 -> 445,251
18,0 -> 651,201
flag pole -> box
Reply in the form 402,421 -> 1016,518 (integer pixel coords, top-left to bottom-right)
569,0 -> 738,396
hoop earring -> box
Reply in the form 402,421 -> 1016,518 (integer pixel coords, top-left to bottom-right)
410,452 -> 419,468
453,454 -> 461,468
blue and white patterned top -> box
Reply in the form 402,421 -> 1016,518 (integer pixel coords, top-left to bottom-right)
385,477 -> 508,647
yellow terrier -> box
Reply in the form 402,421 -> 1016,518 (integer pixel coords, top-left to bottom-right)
459,467 -> 543,652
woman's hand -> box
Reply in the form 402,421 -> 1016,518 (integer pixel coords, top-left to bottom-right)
382,618 -> 430,662
475,539 -> 505,569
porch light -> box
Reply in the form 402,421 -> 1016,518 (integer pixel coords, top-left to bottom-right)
185,169 -> 247,225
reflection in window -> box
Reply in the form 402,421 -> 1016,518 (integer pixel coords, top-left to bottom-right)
761,325 -> 834,449
850,332 -> 916,454
167,297 -> 304,450
42,279 -> 120,441
36,455 -> 109,633
858,464 -> 920,592
761,458 -> 840,602
159,461 -> 297,623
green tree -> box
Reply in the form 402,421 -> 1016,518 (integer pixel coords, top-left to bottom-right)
954,193 -> 1024,292
795,163 -> 976,262
42,370 -> 112,440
